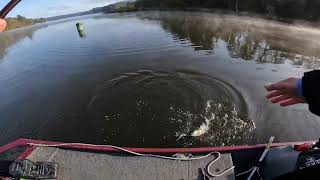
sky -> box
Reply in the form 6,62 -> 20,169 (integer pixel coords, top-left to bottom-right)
0,0 -> 123,18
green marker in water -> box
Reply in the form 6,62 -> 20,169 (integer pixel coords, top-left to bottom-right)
76,22 -> 85,38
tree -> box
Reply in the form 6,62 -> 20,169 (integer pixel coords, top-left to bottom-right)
16,15 -> 26,21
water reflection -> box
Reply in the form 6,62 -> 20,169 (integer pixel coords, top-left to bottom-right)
139,12 -> 320,69
1,12 -> 320,147
0,25 -> 44,61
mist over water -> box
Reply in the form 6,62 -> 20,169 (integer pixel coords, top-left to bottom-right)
0,12 -> 320,147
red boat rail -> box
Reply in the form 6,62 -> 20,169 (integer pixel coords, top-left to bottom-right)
0,138 -> 313,157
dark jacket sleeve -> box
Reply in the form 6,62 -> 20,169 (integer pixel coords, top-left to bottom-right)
302,70 -> 320,116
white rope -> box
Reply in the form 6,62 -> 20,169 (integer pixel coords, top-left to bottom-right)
236,167 -> 254,177
247,136 -> 274,180
205,152 -> 235,177
257,168 -> 263,180
27,142 -> 234,177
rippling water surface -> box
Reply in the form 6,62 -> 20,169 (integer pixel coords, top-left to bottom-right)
1,12 -> 320,147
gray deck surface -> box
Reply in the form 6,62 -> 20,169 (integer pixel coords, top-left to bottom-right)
27,147 -> 234,180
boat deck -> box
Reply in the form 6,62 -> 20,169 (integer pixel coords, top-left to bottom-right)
27,147 -> 235,180
1,139 -> 312,179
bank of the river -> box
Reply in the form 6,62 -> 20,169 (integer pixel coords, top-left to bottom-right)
4,0 -> 319,31
126,8 -> 320,28
134,0 -> 320,22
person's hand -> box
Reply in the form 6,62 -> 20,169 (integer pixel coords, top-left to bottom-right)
0,19 -> 7,32
265,78 -> 306,106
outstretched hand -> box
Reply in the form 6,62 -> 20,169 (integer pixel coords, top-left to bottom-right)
265,78 -> 306,107
0,19 -> 6,32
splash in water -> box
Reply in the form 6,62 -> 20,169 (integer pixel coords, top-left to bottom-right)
87,70 -> 255,147
190,101 -> 215,137
173,100 -> 255,147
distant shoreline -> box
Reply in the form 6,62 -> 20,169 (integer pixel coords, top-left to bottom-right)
4,8 -> 320,32
105,9 -> 320,28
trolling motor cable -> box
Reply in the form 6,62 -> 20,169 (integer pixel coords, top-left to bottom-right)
235,136 -> 275,180
247,136 -> 274,180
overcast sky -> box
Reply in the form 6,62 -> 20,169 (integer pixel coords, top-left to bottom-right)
0,0 -> 123,18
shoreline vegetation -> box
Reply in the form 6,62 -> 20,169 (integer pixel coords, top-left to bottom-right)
4,15 -> 46,31
134,0 -> 320,21
3,0 -> 320,31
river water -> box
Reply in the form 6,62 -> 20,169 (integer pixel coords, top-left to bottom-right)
0,12 -> 320,147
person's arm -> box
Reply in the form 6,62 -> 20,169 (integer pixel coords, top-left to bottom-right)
301,70 -> 320,115
265,70 -> 320,116
0,19 -> 7,32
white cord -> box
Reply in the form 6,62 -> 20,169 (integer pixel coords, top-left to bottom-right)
206,152 -> 235,177
257,168 -> 263,180
28,143 -> 211,160
27,142 -> 234,177
236,167 -> 254,177
247,136 -> 274,180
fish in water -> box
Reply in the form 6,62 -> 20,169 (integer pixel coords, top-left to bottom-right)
191,118 -> 210,137
176,113 -> 215,141
191,113 -> 214,137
